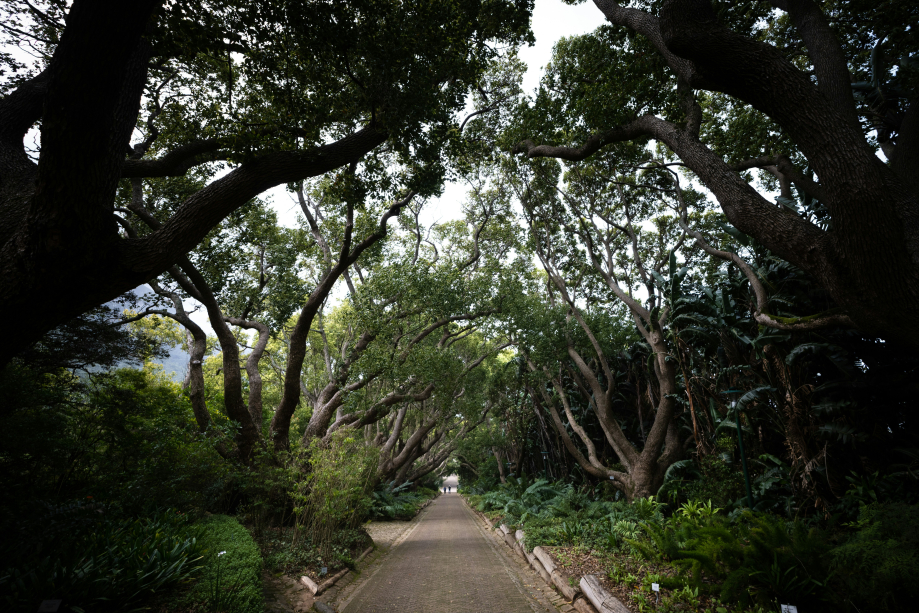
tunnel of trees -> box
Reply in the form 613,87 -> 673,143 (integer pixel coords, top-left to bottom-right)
1,1 -> 917,612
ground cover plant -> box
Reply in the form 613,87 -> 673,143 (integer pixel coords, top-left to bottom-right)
176,514 -> 264,613
258,527 -> 372,580
465,476 -> 919,612
0,505 -> 205,613
370,482 -> 441,521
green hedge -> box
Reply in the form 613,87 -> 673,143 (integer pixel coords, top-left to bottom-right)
187,515 -> 263,613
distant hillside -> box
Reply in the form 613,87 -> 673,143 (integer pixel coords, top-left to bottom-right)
155,345 -> 189,382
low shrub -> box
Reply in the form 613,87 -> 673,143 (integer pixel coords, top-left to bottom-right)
183,514 -> 263,613
295,431 -> 378,558
259,527 -> 372,576
635,512 -> 832,609
370,482 -> 438,520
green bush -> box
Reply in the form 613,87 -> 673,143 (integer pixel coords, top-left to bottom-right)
0,506 -> 204,612
830,503 -> 919,612
0,366 -> 230,517
370,482 -> 437,520
680,438 -> 745,510
260,527 -> 372,575
662,512 -> 831,609
296,430 -> 379,557
471,478 -> 652,552
186,514 -> 263,613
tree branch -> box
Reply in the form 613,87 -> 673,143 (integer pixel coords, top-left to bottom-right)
514,116 -> 652,162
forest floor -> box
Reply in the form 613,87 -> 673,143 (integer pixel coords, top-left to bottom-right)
333,493 -> 564,613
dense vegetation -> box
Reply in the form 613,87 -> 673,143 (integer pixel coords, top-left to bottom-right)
1,1 -> 917,612
465,477 -> 919,612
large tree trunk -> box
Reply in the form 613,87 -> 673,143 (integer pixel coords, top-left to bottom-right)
0,0 -> 161,365
226,317 -> 270,431
654,0 -> 919,344
182,316 -> 211,433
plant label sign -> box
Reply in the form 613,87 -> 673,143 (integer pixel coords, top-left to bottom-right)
38,601 -> 62,613
780,606 -> 798,613
651,583 -> 660,592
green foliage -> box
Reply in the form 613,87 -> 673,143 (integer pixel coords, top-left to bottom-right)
679,439 -> 746,510
627,521 -> 689,563
677,500 -> 722,524
830,503 -> 919,612
472,479 -> 667,553
296,431 -> 379,557
0,366 -> 230,516
632,496 -> 665,522
260,527 -> 370,576
0,506 -> 204,612
234,451 -> 301,536
186,514 -> 263,613
670,512 -> 831,609
10,299 -> 171,374
370,482 -> 438,521
474,476 -> 566,524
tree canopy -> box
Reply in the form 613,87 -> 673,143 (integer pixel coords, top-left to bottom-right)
1,4 -> 918,610
0,0 -> 534,362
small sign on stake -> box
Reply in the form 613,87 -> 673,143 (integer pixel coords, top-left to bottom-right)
320,566 -> 328,576
780,606 -> 798,613
38,601 -> 62,613
651,583 -> 660,592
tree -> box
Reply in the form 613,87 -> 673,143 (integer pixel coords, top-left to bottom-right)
289,184 -> 524,482
505,153 -> 688,499
512,0 -> 919,345
0,0 -> 534,365
116,165 -> 523,467
117,170 -> 416,459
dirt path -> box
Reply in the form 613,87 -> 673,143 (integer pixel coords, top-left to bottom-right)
336,493 -> 562,613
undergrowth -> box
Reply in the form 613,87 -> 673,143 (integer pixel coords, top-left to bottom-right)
0,503 -> 204,613
468,476 -> 919,612
369,482 -> 439,521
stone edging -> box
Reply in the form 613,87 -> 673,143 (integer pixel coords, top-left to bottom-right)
462,497 -> 633,613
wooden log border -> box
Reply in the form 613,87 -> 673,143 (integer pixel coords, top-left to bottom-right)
463,499 -> 621,613
300,544 -> 375,596
580,575 -> 632,613
490,523 -> 605,611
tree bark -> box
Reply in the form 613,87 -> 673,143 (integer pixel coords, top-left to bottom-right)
269,194 -> 412,449
1,0 -> 162,365
226,317 -> 270,430
494,447 -> 507,483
